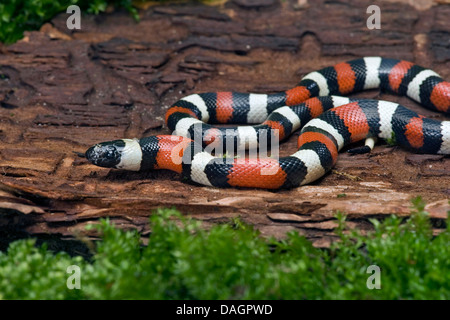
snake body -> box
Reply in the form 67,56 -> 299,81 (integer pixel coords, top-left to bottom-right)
85,57 -> 450,189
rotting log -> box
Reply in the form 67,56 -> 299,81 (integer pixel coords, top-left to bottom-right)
0,0 -> 449,248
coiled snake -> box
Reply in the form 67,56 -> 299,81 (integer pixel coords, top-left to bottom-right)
85,57 -> 450,189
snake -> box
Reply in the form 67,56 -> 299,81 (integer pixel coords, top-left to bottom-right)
85,57 -> 450,189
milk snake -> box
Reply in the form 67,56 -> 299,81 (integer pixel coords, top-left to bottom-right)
85,57 -> 450,189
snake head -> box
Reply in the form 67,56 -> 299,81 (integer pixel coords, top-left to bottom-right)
85,138 -> 142,171
85,140 -> 124,168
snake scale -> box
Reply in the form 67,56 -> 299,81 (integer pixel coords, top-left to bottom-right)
85,57 -> 450,189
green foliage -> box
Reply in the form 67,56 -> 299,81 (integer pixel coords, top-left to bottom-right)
0,0 -> 139,44
386,131 -> 397,146
0,198 -> 448,299
0,239 -> 85,299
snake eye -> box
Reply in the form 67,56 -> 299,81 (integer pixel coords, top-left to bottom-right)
85,140 -> 125,168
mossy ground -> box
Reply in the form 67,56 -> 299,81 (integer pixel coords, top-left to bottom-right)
0,198 -> 448,300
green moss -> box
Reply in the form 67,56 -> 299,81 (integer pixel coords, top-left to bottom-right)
386,131 -> 397,147
0,198 -> 448,299
0,0 -> 140,44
